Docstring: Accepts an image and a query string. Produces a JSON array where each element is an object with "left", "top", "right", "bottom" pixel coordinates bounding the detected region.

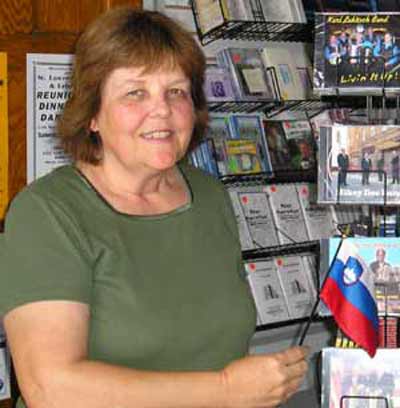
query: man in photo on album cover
[{"left": 337, "top": 148, "right": 349, "bottom": 186}]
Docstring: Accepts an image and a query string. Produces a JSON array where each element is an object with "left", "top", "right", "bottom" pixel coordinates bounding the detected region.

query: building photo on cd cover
[
  {"left": 318, "top": 125, "right": 400, "bottom": 205},
  {"left": 314, "top": 13, "right": 400, "bottom": 94}
]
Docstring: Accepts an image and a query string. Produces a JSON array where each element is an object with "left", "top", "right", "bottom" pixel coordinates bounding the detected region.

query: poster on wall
[
  {"left": 0, "top": 52, "right": 8, "bottom": 221},
  {"left": 26, "top": 53, "right": 74, "bottom": 183}
]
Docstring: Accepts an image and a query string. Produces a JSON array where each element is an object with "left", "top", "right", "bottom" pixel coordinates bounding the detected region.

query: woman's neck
[{"left": 76, "top": 160, "right": 179, "bottom": 199}]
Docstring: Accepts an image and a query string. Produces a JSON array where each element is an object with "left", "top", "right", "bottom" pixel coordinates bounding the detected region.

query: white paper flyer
[{"left": 26, "top": 53, "right": 74, "bottom": 183}]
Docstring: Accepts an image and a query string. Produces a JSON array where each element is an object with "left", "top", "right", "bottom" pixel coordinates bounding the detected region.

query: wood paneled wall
[
  {"left": 1, "top": 0, "right": 141, "bottom": 214},
  {"left": 0, "top": 2, "right": 142, "bottom": 406}
]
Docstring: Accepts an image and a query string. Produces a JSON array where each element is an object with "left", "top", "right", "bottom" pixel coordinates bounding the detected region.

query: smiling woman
[
  {"left": 58, "top": 8, "right": 208, "bottom": 166},
  {"left": 0, "top": 7, "right": 309, "bottom": 408},
  {"left": 87, "top": 66, "right": 195, "bottom": 180}
]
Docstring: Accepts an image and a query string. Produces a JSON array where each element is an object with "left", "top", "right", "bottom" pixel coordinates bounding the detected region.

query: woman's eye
[
  {"left": 168, "top": 88, "right": 188, "bottom": 98},
  {"left": 127, "top": 89, "right": 146, "bottom": 99}
]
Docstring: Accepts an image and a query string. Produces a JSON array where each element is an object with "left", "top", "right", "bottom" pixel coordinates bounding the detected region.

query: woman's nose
[{"left": 150, "top": 94, "right": 172, "bottom": 117}]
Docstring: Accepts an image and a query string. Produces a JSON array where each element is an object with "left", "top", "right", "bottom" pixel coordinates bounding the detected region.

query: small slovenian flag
[{"left": 320, "top": 239, "right": 379, "bottom": 357}]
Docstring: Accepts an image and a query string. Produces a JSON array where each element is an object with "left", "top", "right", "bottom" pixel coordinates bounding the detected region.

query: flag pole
[{"left": 298, "top": 234, "right": 347, "bottom": 346}]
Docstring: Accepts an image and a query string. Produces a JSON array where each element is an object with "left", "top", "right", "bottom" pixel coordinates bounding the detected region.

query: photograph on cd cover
[
  {"left": 262, "top": 121, "right": 292, "bottom": 173},
  {"left": 321, "top": 348, "right": 400, "bottom": 408},
  {"left": 263, "top": 120, "right": 316, "bottom": 173},
  {"left": 224, "top": 139, "right": 262, "bottom": 174},
  {"left": 281, "top": 120, "right": 316, "bottom": 170},
  {"left": 314, "top": 13, "right": 400, "bottom": 94},
  {"left": 318, "top": 125, "right": 400, "bottom": 205},
  {"left": 320, "top": 237, "right": 400, "bottom": 316}
]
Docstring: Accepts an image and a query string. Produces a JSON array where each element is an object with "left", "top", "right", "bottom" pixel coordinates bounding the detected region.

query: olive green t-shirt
[{"left": 1, "top": 163, "right": 256, "bottom": 377}]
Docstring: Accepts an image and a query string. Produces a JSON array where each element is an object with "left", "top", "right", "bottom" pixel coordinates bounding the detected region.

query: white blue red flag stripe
[{"left": 320, "top": 239, "right": 379, "bottom": 357}]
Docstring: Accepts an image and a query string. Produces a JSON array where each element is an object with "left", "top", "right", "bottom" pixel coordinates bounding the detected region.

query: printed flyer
[{"left": 26, "top": 53, "right": 73, "bottom": 183}]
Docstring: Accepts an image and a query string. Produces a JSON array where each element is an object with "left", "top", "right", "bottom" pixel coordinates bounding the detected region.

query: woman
[{"left": 0, "top": 8, "right": 308, "bottom": 408}]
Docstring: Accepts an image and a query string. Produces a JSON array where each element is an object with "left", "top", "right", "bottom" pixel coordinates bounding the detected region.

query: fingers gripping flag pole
[{"left": 320, "top": 239, "right": 379, "bottom": 357}]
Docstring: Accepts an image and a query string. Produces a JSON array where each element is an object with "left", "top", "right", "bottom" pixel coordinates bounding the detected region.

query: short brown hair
[{"left": 58, "top": 7, "right": 208, "bottom": 164}]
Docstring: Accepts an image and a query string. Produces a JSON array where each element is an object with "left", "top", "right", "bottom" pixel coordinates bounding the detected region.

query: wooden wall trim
[{"left": 33, "top": 0, "right": 143, "bottom": 33}]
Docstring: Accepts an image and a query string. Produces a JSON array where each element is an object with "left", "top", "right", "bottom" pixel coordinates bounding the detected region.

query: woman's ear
[{"left": 89, "top": 117, "right": 99, "bottom": 132}]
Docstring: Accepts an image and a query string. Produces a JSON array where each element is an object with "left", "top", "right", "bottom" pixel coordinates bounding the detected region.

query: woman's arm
[{"left": 4, "top": 301, "right": 308, "bottom": 408}]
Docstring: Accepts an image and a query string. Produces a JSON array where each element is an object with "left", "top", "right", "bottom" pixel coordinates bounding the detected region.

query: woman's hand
[{"left": 220, "top": 346, "right": 309, "bottom": 408}]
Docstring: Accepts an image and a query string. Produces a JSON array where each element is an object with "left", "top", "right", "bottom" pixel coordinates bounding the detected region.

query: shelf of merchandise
[
  {"left": 190, "top": 0, "right": 314, "bottom": 46},
  {"left": 242, "top": 240, "right": 333, "bottom": 331},
  {"left": 220, "top": 172, "right": 324, "bottom": 317},
  {"left": 189, "top": 1, "right": 337, "bottom": 334}
]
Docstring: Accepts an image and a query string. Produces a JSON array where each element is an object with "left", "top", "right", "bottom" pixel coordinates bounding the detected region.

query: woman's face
[{"left": 90, "top": 65, "right": 195, "bottom": 173}]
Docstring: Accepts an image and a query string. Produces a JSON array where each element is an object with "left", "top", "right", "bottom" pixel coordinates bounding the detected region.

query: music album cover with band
[{"left": 314, "top": 13, "right": 400, "bottom": 95}]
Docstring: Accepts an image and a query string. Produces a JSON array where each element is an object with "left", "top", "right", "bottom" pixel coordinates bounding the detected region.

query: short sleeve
[{"left": 0, "top": 189, "right": 93, "bottom": 316}]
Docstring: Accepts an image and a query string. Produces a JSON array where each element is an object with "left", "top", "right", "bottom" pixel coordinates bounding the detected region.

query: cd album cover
[
  {"left": 320, "top": 237, "right": 400, "bottom": 316},
  {"left": 321, "top": 348, "right": 400, "bottom": 408},
  {"left": 245, "top": 259, "right": 290, "bottom": 325},
  {"left": 204, "top": 66, "right": 236, "bottom": 102},
  {"left": 225, "top": 139, "right": 262, "bottom": 174},
  {"left": 216, "top": 47, "right": 275, "bottom": 101},
  {"left": 229, "top": 114, "right": 272, "bottom": 173},
  {"left": 235, "top": 186, "right": 279, "bottom": 249},
  {"left": 318, "top": 125, "right": 400, "bottom": 205},
  {"left": 264, "top": 183, "right": 309, "bottom": 245},
  {"left": 314, "top": 13, "right": 400, "bottom": 94},
  {"left": 263, "top": 120, "right": 316, "bottom": 173}
]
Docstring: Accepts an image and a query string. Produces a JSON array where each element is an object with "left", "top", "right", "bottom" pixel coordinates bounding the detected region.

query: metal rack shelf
[
  {"left": 208, "top": 99, "right": 329, "bottom": 118},
  {"left": 207, "top": 97, "right": 366, "bottom": 119},
  {"left": 242, "top": 240, "right": 319, "bottom": 262},
  {"left": 265, "top": 99, "right": 331, "bottom": 119},
  {"left": 255, "top": 314, "right": 332, "bottom": 332},
  {"left": 196, "top": 20, "right": 314, "bottom": 46},
  {"left": 207, "top": 99, "right": 279, "bottom": 114},
  {"left": 244, "top": 241, "right": 327, "bottom": 332},
  {"left": 220, "top": 168, "right": 317, "bottom": 186}
]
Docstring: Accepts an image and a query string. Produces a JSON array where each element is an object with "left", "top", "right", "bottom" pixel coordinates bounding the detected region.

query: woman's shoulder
[{"left": 8, "top": 165, "right": 83, "bottom": 215}]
